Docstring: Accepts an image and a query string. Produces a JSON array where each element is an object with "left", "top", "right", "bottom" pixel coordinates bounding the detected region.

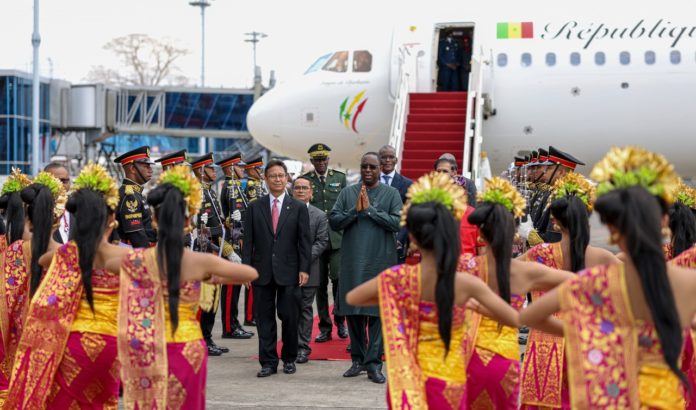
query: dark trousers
[
  {"left": 317, "top": 248, "right": 344, "bottom": 332},
  {"left": 200, "top": 309, "right": 216, "bottom": 342},
  {"left": 298, "top": 287, "right": 317, "bottom": 354},
  {"left": 347, "top": 315, "right": 383, "bottom": 371},
  {"left": 254, "top": 281, "right": 301, "bottom": 368},
  {"left": 220, "top": 284, "right": 254, "bottom": 333}
]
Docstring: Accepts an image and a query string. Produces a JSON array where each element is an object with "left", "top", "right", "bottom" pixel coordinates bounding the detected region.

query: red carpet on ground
[{"left": 252, "top": 305, "right": 352, "bottom": 361}]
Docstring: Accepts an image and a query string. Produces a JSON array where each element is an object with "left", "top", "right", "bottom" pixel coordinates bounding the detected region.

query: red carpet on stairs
[
  {"left": 254, "top": 305, "right": 351, "bottom": 361},
  {"left": 400, "top": 92, "right": 468, "bottom": 181}
]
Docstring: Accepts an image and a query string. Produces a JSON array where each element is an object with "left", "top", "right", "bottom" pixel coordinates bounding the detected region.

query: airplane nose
[{"left": 247, "top": 88, "right": 282, "bottom": 147}]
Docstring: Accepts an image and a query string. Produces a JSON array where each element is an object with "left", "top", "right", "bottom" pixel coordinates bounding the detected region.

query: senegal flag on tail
[{"left": 497, "top": 22, "right": 534, "bottom": 39}]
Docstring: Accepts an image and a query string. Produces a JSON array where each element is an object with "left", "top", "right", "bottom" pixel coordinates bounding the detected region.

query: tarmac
[
  {"left": 205, "top": 316, "right": 386, "bottom": 410},
  {"left": 204, "top": 212, "right": 612, "bottom": 409}
]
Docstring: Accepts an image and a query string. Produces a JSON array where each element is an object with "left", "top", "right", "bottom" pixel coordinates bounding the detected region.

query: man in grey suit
[{"left": 292, "top": 176, "right": 330, "bottom": 364}]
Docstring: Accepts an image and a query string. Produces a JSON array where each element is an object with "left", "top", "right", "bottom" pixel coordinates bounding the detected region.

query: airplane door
[{"left": 433, "top": 24, "right": 474, "bottom": 92}]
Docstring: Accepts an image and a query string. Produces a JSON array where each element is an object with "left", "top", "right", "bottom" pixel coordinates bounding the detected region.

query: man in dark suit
[
  {"left": 291, "top": 176, "right": 329, "bottom": 364},
  {"left": 242, "top": 159, "right": 311, "bottom": 377},
  {"left": 379, "top": 145, "right": 412, "bottom": 263},
  {"left": 44, "top": 162, "right": 72, "bottom": 244}
]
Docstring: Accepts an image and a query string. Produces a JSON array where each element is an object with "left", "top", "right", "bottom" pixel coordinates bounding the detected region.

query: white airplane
[{"left": 246, "top": 3, "right": 696, "bottom": 178}]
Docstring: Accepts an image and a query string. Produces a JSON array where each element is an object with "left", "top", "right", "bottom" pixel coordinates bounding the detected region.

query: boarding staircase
[{"left": 389, "top": 50, "right": 486, "bottom": 183}]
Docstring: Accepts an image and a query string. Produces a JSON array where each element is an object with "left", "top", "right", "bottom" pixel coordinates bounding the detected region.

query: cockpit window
[
  {"left": 305, "top": 53, "right": 332, "bottom": 74},
  {"left": 353, "top": 50, "right": 372, "bottom": 72},
  {"left": 322, "top": 51, "right": 349, "bottom": 72}
]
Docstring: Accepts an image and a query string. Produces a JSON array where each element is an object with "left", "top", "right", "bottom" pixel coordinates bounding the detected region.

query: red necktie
[{"left": 272, "top": 198, "right": 280, "bottom": 233}]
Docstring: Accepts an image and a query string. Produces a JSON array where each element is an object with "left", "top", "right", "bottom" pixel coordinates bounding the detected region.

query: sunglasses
[{"left": 360, "top": 164, "right": 378, "bottom": 170}]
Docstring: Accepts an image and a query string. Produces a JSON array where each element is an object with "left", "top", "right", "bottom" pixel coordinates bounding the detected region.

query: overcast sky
[{"left": 2, "top": 0, "right": 405, "bottom": 88}]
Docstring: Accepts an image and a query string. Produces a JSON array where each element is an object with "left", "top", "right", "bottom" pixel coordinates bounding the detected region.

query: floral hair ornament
[
  {"left": 73, "top": 163, "right": 120, "bottom": 211},
  {"left": 1, "top": 167, "right": 32, "bottom": 195},
  {"left": 158, "top": 165, "right": 202, "bottom": 218},
  {"left": 32, "top": 171, "right": 68, "bottom": 220},
  {"left": 675, "top": 180, "right": 696, "bottom": 209},
  {"left": 552, "top": 172, "right": 596, "bottom": 212},
  {"left": 478, "top": 177, "right": 526, "bottom": 219},
  {"left": 590, "top": 146, "right": 679, "bottom": 204},
  {"left": 400, "top": 172, "right": 468, "bottom": 227}
]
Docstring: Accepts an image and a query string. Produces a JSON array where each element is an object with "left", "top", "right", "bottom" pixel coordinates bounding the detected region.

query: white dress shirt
[
  {"left": 380, "top": 170, "right": 396, "bottom": 186},
  {"left": 269, "top": 192, "right": 286, "bottom": 217}
]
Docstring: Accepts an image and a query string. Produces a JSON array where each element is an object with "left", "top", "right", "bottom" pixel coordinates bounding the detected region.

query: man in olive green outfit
[{"left": 301, "top": 143, "right": 348, "bottom": 342}]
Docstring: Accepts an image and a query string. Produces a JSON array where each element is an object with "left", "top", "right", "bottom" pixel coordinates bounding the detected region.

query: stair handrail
[
  {"left": 462, "top": 54, "right": 485, "bottom": 182},
  {"left": 388, "top": 49, "right": 411, "bottom": 173}
]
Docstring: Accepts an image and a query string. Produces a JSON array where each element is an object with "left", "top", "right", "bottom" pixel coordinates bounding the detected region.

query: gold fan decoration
[
  {"left": 73, "top": 163, "right": 120, "bottom": 211},
  {"left": 675, "top": 181, "right": 696, "bottom": 209},
  {"left": 1, "top": 167, "right": 32, "bottom": 195},
  {"left": 552, "top": 172, "right": 596, "bottom": 212},
  {"left": 400, "top": 172, "right": 468, "bottom": 227},
  {"left": 158, "top": 165, "right": 202, "bottom": 218},
  {"left": 590, "top": 146, "right": 679, "bottom": 204},
  {"left": 478, "top": 177, "right": 526, "bottom": 219}
]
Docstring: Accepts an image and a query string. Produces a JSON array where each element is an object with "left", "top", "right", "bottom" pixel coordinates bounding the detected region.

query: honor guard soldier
[
  {"left": 301, "top": 143, "right": 348, "bottom": 343},
  {"left": 113, "top": 146, "right": 157, "bottom": 248},
  {"left": 190, "top": 152, "right": 230, "bottom": 356},
  {"left": 155, "top": 149, "right": 188, "bottom": 170},
  {"left": 217, "top": 153, "right": 254, "bottom": 339},
  {"left": 237, "top": 155, "right": 267, "bottom": 326}
]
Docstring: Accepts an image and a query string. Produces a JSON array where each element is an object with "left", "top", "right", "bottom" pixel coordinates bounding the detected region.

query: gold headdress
[
  {"left": 1, "top": 167, "right": 32, "bottom": 195},
  {"left": 73, "top": 163, "right": 120, "bottom": 210},
  {"left": 590, "top": 146, "right": 679, "bottom": 204},
  {"left": 675, "top": 181, "right": 696, "bottom": 209},
  {"left": 158, "top": 165, "right": 202, "bottom": 218},
  {"left": 32, "top": 171, "right": 67, "bottom": 219},
  {"left": 552, "top": 172, "right": 596, "bottom": 212},
  {"left": 477, "top": 177, "right": 526, "bottom": 219},
  {"left": 400, "top": 172, "right": 468, "bottom": 227}
]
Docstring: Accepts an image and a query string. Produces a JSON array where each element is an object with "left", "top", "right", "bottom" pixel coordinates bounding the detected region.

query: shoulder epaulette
[{"left": 124, "top": 185, "right": 135, "bottom": 195}]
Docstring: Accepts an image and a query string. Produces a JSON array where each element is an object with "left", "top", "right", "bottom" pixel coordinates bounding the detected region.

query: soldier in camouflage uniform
[
  {"left": 113, "top": 146, "right": 157, "bottom": 248},
  {"left": 301, "top": 144, "right": 348, "bottom": 342},
  {"left": 217, "top": 153, "right": 255, "bottom": 339}
]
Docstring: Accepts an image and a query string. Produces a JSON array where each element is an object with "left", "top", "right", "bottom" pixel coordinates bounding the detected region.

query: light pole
[
  {"left": 189, "top": 0, "right": 211, "bottom": 154},
  {"left": 31, "top": 0, "right": 41, "bottom": 175},
  {"left": 244, "top": 31, "right": 267, "bottom": 83}
]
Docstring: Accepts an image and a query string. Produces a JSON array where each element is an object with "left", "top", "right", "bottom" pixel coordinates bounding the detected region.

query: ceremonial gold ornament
[
  {"left": 33, "top": 171, "right": 67, "bottom": 220},
  {"left": 1, "top": 167, "right": 32, "bottom": 195},
  {"left": 73, "top": 163, "right": 120, "bottom": 211},
  {"left": 590, "top": 146, "right": 679, "bottom": 204},
  {"left": 109, "top": 220, "right": 119, "bottom": 229},
  {"left": 158, "top": 165, "right": 202, "bottom": 218},
  {"left": 401, "top": 172, "right": 468, "bottom": 227},
  {"left": 662, "top": 226, "right": 672, "bottom": 239},
  {"left": 478, "top": 177, "right": 526, "bottom": 219},
  {"left": 675, "top": 181, "right": 696, "bottom": 209},
  {"left": 552, "top": 172, "right": 596, "bottom": 212}
]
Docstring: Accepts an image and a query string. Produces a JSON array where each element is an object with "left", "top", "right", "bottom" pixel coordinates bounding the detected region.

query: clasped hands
[{"left": 355, "top": 184, "right": 370, "bottom": 212}]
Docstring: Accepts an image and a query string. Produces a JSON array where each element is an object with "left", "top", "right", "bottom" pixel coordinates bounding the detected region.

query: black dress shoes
[
  {"left": 315, "top": 331, "right": 332, "bottom": 343},
  {"left": 257, "top": 367, "right": 277, "bottom": 377},
  {"left": 337, "top": 323, "right": 349, "bottom": 339},
  {"left": 343, "top": 361, "right": 365, "bottom": 377},
  {"left": 207, "top": 340, "right": 229, "bottom": 354},
  {"left": 222, "top": 328, "right": 254, "bottom": 339},
  {"left": 296, "top": 352, "right": 309, "bottom": 364},
  {"left": 283, "top": 362, "right": 296, "bottom": 374},
  {"left": 367, "top": 369, "right": 386, "bottom": 384},
  {"left": 244, "top": 319, "right": 257, "bottom": 327},
  {"left": 206, "top": 344, "right": 222, "bottom": 356}
]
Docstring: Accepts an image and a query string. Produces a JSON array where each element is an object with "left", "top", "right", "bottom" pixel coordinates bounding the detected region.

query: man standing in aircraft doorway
[
  {"left": 301, "top": 144, "right": 348, "bottom": 343},
  {"left": 437, "top": 31, "right": 463, "bottom": 92}
]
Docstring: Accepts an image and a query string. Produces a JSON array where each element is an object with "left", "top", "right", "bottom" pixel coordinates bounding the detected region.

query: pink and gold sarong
[
  {"left": 671, "top": 245, "right": 696, "bottom": 409},
  {"left": 521, "top": 242, "right": 570, "bottom": 409},
  {"left": 0, "top": 240, "right": 30, "bottom": 403},
  {"left": 379, "top": 264, "right": 472, "bottom": 409},
  {"left": 118, "top": 248, "right": 207, "bottom": 410},
  {"left": 459, "top": 255, "right": 523, "bottom": 409},
  {"left": 560, "top": 263, "right": 685, "bottom": 409}
]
